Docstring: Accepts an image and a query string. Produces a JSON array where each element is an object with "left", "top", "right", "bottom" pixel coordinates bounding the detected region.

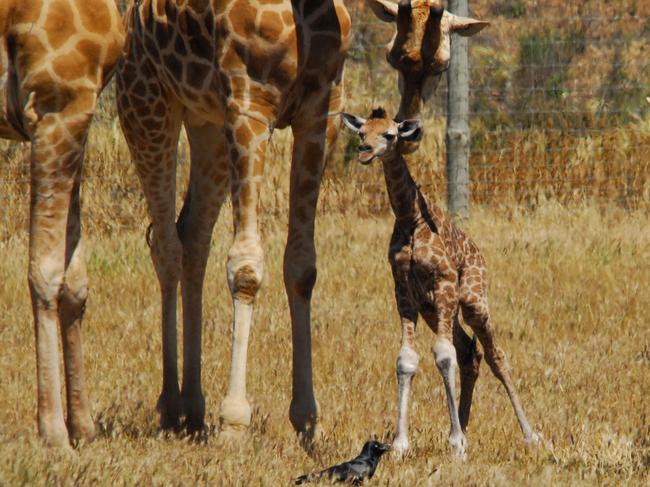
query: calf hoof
[
  {"left": 525, "top": 431, "right": 543, "bottom": 448},
  {"left": 392, "top": 435, "right": 409, "bottom": 458},
  {"left": 449, "top": 432, "right": 468, "bottom": 461}
]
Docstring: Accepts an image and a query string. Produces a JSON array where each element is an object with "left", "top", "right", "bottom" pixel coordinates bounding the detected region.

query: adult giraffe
[
  {"left": 0, "top": 0, "right": 123, "bottom": 447},
  {"left": 116, "top": 1, "right": 350, "bottom": 440}
]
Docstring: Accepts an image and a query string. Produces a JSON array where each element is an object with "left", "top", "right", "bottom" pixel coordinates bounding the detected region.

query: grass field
[
  {"left": 1, "top": 181, "right": 648, "bottom": 484},
  {"left": 0, "top": 10, "right": 649, "bottom": 479}
]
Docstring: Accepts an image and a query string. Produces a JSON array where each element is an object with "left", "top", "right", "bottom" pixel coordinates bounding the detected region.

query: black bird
[{"left": 295, "top": 440, "right": 391, "bottom": 485}]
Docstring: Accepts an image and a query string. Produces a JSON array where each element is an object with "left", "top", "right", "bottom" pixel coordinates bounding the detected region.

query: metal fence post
[{"left": 446, "top": 0, "right": 470, "bottom": 219}]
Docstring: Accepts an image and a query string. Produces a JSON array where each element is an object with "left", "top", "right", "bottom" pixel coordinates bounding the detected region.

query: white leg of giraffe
[
  {"left": 117, "top": 59, "right": 185, "bottom": 431},
  {"left": 285, "top": 88, "right": 342, "bottom": 446},
  {"left": 393, "top": 318, "right": 419, "bottom": 457},
  {"left": 178, "top": 121, "right": 229, "bottom": 432},
  {"left": 429, "top": 278, "right": 467, "bottom": 459},
  {"left": 433, "top": 337, "right": 466, "bottom": 459},
  {"left": 219, "top": 113, "right": 269, "bottom": 433},
  {"left": 27, "top": 94, "right": 95, "bottom": 447}
]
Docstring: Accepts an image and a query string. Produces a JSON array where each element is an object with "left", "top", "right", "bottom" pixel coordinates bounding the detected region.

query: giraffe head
[
  {"left": 368, "top": 0, "right": 489, "bottom": 120},
  {"left": 341, "top": 108, "right": 422, "bottom": 164}
]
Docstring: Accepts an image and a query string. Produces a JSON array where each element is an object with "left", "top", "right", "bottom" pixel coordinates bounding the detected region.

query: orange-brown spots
[
  {"left": 259, "top": 11, "right": 284, "bottom": 42},
  {"left": 232, "top": 265, "right": 260, "bottom": 304},
  {"left": 235, "top": 124, "right": 252, "bottom": 146},
  {"left": 44, "top": 0, "right": 76, "bottom": 50},
  {"left": 78, "top": 1, "right": 112, "bottom": 35}
]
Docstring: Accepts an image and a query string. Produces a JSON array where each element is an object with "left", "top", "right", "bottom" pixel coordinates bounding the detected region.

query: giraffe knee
[
  {"left": 433, "top": 339, "right": 458, "bottom": 372},
  {"left": 60, "top": 271, "right": 88, "bottom": 317},
  {"left": 28, "top": 258, "right": 65, "bottom": 311},
  {"left": 396, "top": 346, "right": 419, "bottom": 378},
  {"left": 285, "top": 265, "right": 317, "bottom": 300},
  {"left": 485, "top": 345, "right": 507, "bottom": 372},
  {"left": 149, "top": 226, "right": 183, "bottom": 283},
  {"left": 231, "top": 265, "right": 262, "bottom": 304},
  {"left": 227, "top": 240, "right": 264, "bottom": 303}
]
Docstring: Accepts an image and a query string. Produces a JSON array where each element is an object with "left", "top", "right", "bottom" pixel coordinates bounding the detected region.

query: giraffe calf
[{"left": 342, "top": 108, "right": 540, "bottom": 459}]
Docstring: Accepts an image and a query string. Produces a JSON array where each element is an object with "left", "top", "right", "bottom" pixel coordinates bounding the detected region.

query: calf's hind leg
[
  {"left": 461, "top": 296, "right": 540, "bottom": 444},
  {"left": 453, "top": 315, "right": 482, "bottom": 433}
]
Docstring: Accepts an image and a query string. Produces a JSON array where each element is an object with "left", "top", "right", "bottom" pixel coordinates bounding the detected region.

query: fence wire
[
  {"left": 346, "top": 3, "right": 650, "bottom": 209},
  {"left": 2, "top": 3, "right": 649, "bottom": 235}
]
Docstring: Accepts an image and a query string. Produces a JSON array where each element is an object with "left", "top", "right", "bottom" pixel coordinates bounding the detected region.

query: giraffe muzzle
[{"left": 358, "top": 146, "right": 376, "bottom": 164}]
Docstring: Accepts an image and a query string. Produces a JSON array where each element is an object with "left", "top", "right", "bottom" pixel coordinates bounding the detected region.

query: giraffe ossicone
[
  {"left": 0, "top": 0, "right": 124, "bottom": 447},
  {"left": 342, "top": 108, "right": 541, "bottom": 459}
]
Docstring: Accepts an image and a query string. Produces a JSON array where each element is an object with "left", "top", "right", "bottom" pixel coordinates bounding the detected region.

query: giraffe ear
[
  {"left": 367, "top": 0, "right": 399, "bottom": 23},
  {"left": 341, "top": 113, "right": 366, "bottom": 133},
  {"left": 398, "top": 119, "right": 422, "bottom": 141},
  {"left": 448, "top": 13, "right": 490, "bottom": 37}
]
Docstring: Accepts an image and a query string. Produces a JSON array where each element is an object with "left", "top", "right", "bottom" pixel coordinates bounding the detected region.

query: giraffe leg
[
  {"left": 117, "top": 60, "right": 184, "bottom": 431},
  {"left": 58, "top": 177, "right": 94, "bottom": 442},
  {"left": 393, "top": 317, "right": 419, "bottom": 457},
  {"left": 461, "top": 299, "right": 540, "bottom": 445},
  {"left": 427, "top": 279, "right": 466, "bottom": 459},
  {"left": 285, "top": 88, "right": 342, "bottom": 445},
  {"left": 177, "top": 122, "right": 229, "bottom": 433},
  {"left": 218, "top": 113, "right": 269, "bottom": 434},
  {"left": 453, "top": 312, "right": 482, "bottom": 433},
  {"left": 27, "top": 94, "right": 96, "bottom": 448},
  {"left": 388, "top": 229, "right": 419, "bottom": 457}
]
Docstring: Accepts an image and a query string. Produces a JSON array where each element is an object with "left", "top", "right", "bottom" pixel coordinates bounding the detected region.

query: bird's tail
[{"left": 294, "top": 472, "right": 320, "bottom": 484}]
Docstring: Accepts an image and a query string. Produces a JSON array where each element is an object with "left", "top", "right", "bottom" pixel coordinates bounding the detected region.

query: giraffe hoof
[
  {"left": 289, "top": 398, "right": 320, "bottom": 453},
  {"left": 392, "top": 436, "right": 409, "bottom": 458},
  {"left": 181, "top": 392, "right": 206, "bottom": 434},
  {"left": 525, "top": 431, "right": 543, "bottom": 448},
  {"left": 68, "top": 417, "right": 96, "bottom": 444},
  {"left": 157, "top": 391, "right": 182, "bottom": 432},
  {"left": 219, "top": 395, "right": 252, "bottom": 433},
  {"left": 449, "top": 433, "right": 468, "bottom": 461},
  {"left": 40, "top": 422, "right": 72, "bottom": 449},
  {"left": 217, "top": 423, "right": 248, "bottom": 443}
]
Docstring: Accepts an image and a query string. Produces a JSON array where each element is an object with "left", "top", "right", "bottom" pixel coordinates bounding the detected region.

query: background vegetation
[{"left": 0, "top": 1, "right": 648, "bottom": 485}]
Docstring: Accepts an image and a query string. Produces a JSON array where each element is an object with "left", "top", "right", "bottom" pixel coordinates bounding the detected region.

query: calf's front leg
[{"left": 389, "top": 235, "right": 419, "bottom": 457}]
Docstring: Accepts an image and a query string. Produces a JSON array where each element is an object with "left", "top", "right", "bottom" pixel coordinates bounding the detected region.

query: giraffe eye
[{"left": 383, "top": 133, "right": 396, "bottom": 141}]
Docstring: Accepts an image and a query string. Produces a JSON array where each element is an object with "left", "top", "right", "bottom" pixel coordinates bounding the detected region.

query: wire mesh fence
[
  {"left": 344, "top": 1, "right": 650, "bottom": 210},
  {"left": 2, "top": 1, "right": 649, "bottom": 239}
]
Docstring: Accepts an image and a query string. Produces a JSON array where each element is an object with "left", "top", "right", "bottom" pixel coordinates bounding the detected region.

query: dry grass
[
  {"left": 1, "top": 112, "right": 649, "bottom": 484},
  {"left": 0, "top": 12, "right": 649, "bottom": 481}
]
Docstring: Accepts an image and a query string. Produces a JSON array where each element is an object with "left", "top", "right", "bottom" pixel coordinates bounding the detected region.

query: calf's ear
[{"left": 341, "top": 113, "right": 366, "bottom": 133}]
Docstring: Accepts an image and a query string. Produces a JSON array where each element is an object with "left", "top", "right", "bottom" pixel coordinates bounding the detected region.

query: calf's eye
[{"left": 383, "top": 133, "right": 396, "bottom": 141}]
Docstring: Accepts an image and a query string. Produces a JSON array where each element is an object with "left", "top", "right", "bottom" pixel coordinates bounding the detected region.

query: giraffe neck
[{"left": 380, "top": 150, "right": 422, "bottom": 231}]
